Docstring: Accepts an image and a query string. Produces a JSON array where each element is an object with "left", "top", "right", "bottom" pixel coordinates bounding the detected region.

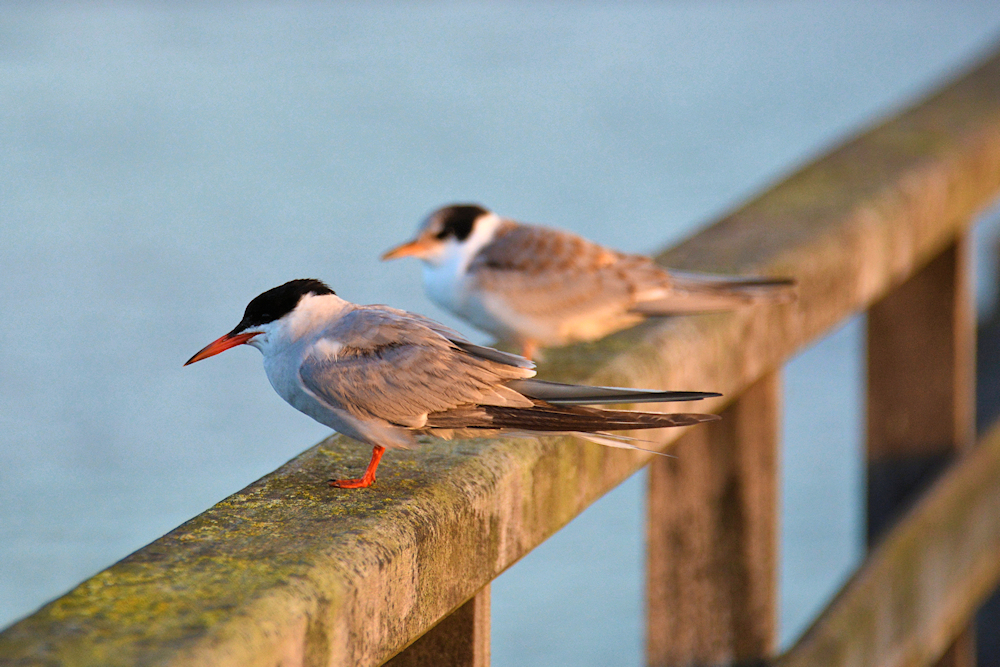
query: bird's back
[{"left": 465, "top": 222, "right": 673, "bottom": 345}]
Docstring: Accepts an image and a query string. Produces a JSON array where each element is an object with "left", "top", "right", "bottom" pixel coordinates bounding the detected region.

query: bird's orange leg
[
  {"left": 521, "top": 339, "right": 538, "bottom": 362},
  {"left": 329, "top": 445, "right": 386, "bottom": 489}
]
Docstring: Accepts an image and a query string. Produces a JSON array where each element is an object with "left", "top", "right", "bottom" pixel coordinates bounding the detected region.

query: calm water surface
[{"left": 3, "top": 3, "right": 1000, "bottom": 663}]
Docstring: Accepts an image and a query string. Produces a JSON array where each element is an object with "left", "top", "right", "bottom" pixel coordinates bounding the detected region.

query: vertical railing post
[
  {"left": 867, "top": 234, "right": 975, "bottom": 666},
  {"left": 384, "top": 586, "right": 490, "bottom": 667},
  {"left": 646, "top": 371, "right": 780, "bottom": 666}
]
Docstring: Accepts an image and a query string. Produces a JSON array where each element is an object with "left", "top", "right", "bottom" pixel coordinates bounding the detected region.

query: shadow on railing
[{"left": 4, "top": 43, "right": 1000, "bottom": 667}]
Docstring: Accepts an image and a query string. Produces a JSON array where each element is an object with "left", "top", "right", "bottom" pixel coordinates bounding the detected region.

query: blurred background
[{"left": 2, "top": 3, "right": 1000, "bottom": 665}]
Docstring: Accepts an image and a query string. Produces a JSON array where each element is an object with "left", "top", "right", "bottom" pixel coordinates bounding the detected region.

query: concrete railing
[{"left": 4, "top": 43, "right": 1000, "bottom": 667}]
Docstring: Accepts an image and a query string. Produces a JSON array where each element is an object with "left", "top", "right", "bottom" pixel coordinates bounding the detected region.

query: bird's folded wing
[
  {"left": 365, "top": 305, "right": 470, "bottom": 345},
  {"left": 298, "top": 307, "right": 534, "bottom": 427},
  {"left": 377, "top": 307, "right": 535, "bottom": 370},
  {"left": 627, "top": 271, "right": 798, "bottom": 314},
  {"left": 469, "top": 223, "right": 672, "bottom": 317}
]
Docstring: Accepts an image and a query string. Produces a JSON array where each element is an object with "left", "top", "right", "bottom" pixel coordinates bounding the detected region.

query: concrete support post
[
  {"left": 646, "top": 372, "right": 780, "bottom": 666},
  {"left": 867, "top": 235, "right": 976, "bottom": 667},
  {"left": 384, "top": 586, "right": 490, "bottom": 667}
]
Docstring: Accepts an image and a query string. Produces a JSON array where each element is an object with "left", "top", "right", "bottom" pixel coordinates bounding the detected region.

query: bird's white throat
[{"left": 422, "top": 213, "right": 502, "bottom": 311}]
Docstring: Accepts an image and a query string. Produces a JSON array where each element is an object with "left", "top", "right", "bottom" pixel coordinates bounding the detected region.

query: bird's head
[
  {"left": 381, "top": 203, "right": 500, "bottom": 267},
  {"left": 185, "top": 278, "right": 336, "bottom": 365}
]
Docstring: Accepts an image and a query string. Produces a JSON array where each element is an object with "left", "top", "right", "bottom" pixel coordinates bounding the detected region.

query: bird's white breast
[{"left": 422, "top": 251, "right": 473, "bottom": 314}]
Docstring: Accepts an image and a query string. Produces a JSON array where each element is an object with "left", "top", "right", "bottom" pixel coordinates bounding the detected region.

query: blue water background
[{"left": 3, "top": 3, "right": 1000, "bottom": 663}]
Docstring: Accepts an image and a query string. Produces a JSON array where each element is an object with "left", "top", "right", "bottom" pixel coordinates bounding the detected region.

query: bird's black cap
[
  {"left": 231, "top": 279, "right": 335, "bottom": 333},
  {"left": 432, "top": 204, "right": 489, "bottom": 242}
]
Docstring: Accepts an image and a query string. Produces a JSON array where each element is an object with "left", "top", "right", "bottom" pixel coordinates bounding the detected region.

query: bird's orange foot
[
  {"left": 328, "top": 474, "right": 376, "bottom": 489},
  {"left": 328, "top": 445, "right": 385, "bottom": 489}
]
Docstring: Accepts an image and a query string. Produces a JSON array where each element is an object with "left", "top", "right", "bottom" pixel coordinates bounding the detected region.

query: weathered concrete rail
[{"left": 3, "top": 44, "right": 1000, "bottom": 667}]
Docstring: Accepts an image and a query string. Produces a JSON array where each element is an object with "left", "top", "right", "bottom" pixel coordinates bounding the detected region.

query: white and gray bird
[
  {"left": 185, "top": 279, "right": 719, "bottom": 488},
  {"left": 383, "top": 204, "right": 796, "bottom": 360}
]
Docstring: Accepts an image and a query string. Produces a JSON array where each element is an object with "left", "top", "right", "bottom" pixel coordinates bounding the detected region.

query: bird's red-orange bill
[{"left": 185, "top": 332, "right": 260, "bottom": 366}]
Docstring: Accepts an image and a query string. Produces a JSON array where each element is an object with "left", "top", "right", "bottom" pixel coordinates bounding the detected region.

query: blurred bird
[
  {"left": 185, "top": 279, "right": 720, "bottom": 488},
  {"left": 383, "top": 204, "right": 796, "bottom": 359}
]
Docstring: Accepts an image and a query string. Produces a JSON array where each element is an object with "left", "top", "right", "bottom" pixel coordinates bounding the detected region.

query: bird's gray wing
[
  {"left": 298, "top": 307, "right": 535, "bottom": 428},
  {"left": 375, "top": 306, "right": 534, "bottom": 370},
  {"left": 469, "top": 223, "right": 672, "bottom": 319}
]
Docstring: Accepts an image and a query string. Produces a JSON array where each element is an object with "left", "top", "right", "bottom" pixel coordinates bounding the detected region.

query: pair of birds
[{"left": 186, "top": 205, "right": 794, "bottom": 488}]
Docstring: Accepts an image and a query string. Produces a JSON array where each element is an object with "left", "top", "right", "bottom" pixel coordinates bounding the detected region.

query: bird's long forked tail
[
  {"left": 475, "top": 402, "right": 719, "bottom": 433},
  {"left": 468, "top": 402, "right": 719, "bottom": 455},
  {"left": 489, "top": 381, "right": 720, "bottom": 452},
  {"left": 631, "top": 271, "right": 797, "bottom": 315},
  {"left": 506, "top": 379, "right": 720, "bottom": 405}
]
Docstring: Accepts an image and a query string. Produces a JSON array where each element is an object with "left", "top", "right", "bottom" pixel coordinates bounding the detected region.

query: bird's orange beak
[
  {"left": 381, "top": 237, "right": 435, "bottom": 260},
  {"left": 184, "top": 332, "right": 261, "bottom": 366}
]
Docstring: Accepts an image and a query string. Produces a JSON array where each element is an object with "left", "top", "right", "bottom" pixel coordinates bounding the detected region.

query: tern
[
  {"left": 383, "top": 204, "right": 795, "bottom": 359},
  {"left": 185, "top": 279, "right": 720, "bottom": 489}
]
